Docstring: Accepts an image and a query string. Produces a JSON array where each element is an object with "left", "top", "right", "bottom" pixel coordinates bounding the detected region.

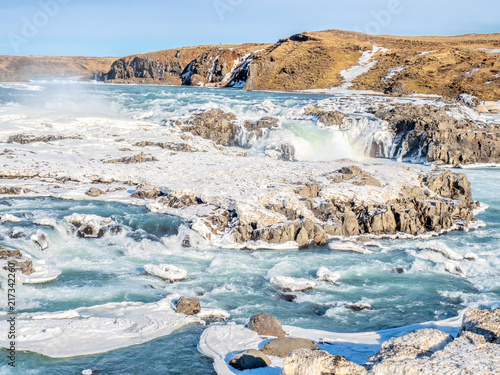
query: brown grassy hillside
[
  {"left": 0, "top": 56, "right": 116, "bottom": 82},
  {"left": 246, "top": 30, "right": 500, "bottom": 100}
]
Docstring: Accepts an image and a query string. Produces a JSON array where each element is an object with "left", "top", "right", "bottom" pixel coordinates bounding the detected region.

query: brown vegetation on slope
[
  {"left": 246, "top": 30, "right": 500, "bottom": 100},
  {"left": 0, "top": 56, "right": 116, "bottom": 82}
]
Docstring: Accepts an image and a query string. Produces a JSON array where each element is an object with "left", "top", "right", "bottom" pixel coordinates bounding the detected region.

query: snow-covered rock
[
  {"left": 316, "top": 267, "right": 341, "bottom": 284},
  {"left": 0, "top": 296, "right": 202, "bottom": 358},
  {"left": 271, "top": 276, "right": 315, "bottom": 292},
  {"left": 282, "top": 348, "right": 367, "bottom": 375},
  {"left": 144, "top": 264, "right": 187, "bottom": 282},
  {"left": 329, "top": 241, "right": 373, "bottom": 254}
]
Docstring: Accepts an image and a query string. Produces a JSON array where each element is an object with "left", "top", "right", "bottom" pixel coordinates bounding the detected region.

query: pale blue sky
[{"left": 1, "top": 0, "right": 499, "bottom": 57}]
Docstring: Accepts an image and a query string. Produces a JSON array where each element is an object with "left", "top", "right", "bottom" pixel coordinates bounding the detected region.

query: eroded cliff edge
[{"left": 99, "top": 30, "right": 500, "bottom": 101}]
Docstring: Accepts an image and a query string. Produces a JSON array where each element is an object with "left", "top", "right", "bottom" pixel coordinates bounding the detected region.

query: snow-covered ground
[{"left": 198, "top": 314, "right": 465, "bottom": 375}]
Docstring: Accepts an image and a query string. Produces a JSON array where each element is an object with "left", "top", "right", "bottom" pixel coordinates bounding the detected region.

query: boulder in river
[
  {"left": 175, "top": 297, "right": 201, "bottom": 315},
  {"left": 261, "top": 337, "right": 318, "bottom": 358},
  {"left": 247, "top": 313, "right": 286, "bottom": 337},
  {"left": 229, "top": 349, "right": 271, "bottom": 371}
]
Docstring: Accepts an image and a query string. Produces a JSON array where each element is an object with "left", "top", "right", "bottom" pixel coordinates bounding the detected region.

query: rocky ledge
[
  {"left": 218, "top": 308, "right": 500, "bottom": 374},
  {"left": 366, "top": 308, "right": 500, "bottom": 375},
  {"left": 373, "top": 103, "right": 500, "bottom": 165},
  {"left": 0, "top": 102, "right": 483, "bottom": 249},
  {"left": 156, "top": 165, "right": 477, "bottom": 248}
]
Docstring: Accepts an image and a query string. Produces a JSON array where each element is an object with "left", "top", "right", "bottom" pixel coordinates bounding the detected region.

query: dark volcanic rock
[
  {"left": 229, "top": 349, "right": 271, "bottom": 371},
  {"left": 375, "top": 103, "right": 500, "bottom": 165}
]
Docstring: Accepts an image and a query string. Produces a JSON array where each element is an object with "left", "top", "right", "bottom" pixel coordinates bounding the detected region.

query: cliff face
[
  {"left": 103, "top": 44, "right": 270, "bottom": 86},
  {"left": 0, "top": 56, "right": 115, "bottom": 82}
]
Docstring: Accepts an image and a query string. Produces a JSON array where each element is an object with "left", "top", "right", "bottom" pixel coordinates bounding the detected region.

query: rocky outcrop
[
  {"left": 104, "top": 153, "right": 158, "bottom": 164},
  {"left": 368, "top": 308, "right": 500, "bottom": 374},
  {"left": 231, "top": 169, "right": 476, "bottom": 243},
  {"left": 0, "top": 187, "right": 22, "bottom": 195},
  {"left": 175, "top": 298, "right": 201, "bottom": 315},
  {"left": 282, "top": 348, "right": 368, "bottom": 375},
  {"left": 329, "top": 166, "right": 381, "bottom": 187},
  {"left": 304, "top": 105, "right": 349, "bottom": 126},
  {"left": 64, "top": 214, "right": 121, "bottom": 239},
  {"left": 0, "top": 246, "right": 35, "bottom": 275},
  {"left": 102, "top": 44, "right": 270, "bottom": 86},
  {"left": 238, "top": 117, "right": 280, "bottom": 148},
  {"left": 177, "top": 109, "right": 238, "bottom": 146},
  {"left": 374, "top": 103, "right": 500, "bottom": 165},
  {"left": 368, "top": 329, "right": 453, "bottom": 365},
  {"left": 175, "top": 110, "right": 282, "bottom": 151},
  {"left": 7, "top": 134, "right": 83, "bottom": 144},
  {"left": 134, "top": 140, "right": 205, "bottom": 153},
  {"left": 131, "top": 184, "right": 162, "bottom": 199},
  {"left": 154, "top": 163, "right": 477, "bottom": 247},
  {"left": 229, "top": 349, "right": 271, "bottom": 371},
  {"left": 247, "top": 314, "right": 286, "bottom": 337},
  {"left": 261, "top": 337, "right": 319, "bottom": 358}
]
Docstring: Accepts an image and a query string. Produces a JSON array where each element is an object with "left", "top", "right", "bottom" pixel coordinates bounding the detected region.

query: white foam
[
  {"left": 416, "top": 241, "right": 465, "bottom": 261},
  {"left": 0, "top": 214, "right": 21, "bottom": 223},
  {"left": 144, "top": 263, "right": 187, "bottom": 282}
]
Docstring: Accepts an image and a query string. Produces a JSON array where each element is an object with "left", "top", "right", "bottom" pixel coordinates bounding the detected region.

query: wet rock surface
[{"left": 374, "top": 103, "right": 500, "bottom": 165}]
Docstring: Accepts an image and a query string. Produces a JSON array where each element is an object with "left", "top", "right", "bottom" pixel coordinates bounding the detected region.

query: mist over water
[
  {"left": 0, "top": 81, "right": 499, "bottom": 374},
  {"left": 0, "top": 81, "right": 367, "bottom": 161}
]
